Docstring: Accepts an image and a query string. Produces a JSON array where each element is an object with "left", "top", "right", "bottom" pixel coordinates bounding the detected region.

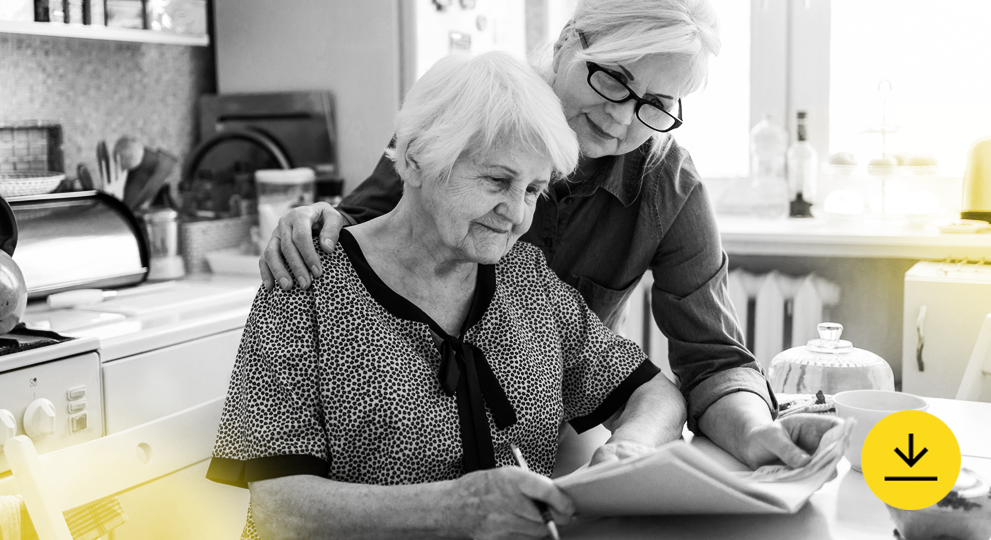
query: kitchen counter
[{"left": 718, "top": 215, "right": 991, "bottom": 260}]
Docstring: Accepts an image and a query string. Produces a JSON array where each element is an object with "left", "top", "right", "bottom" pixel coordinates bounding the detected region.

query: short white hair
[
  {"left": 532, "top": 0, "right": 721, "bottom": 167},
  {"left": 389, "top": 51, "right": 579, "bottom": 185},
  {"left": 568, "top": 0, "right": 721, "bottom": 97}
]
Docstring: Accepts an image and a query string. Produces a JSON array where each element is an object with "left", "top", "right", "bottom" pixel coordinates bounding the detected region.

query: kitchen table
[{"left": 558, "top": 397, "right": 991, "bottom": 540}]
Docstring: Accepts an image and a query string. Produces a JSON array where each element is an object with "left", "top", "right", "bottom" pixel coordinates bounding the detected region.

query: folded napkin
[{"left": 0, "top": 495, "right": 22, "bottom": 540}]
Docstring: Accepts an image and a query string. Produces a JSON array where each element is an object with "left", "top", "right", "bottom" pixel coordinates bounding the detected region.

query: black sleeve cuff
[
  {"left": 206, "top": 454, "right": 330, "bottom": 489},
  {"left": 569, "top": 360, "right": 661, "bottom": 434}
]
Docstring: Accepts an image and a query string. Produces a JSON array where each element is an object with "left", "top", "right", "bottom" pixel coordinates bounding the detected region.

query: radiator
[
  {"left": 728, "top": 269, "right": 841, "bottom": 364},
  {"left": 617, "top": 271, "right": 840, "bottom": 373}
]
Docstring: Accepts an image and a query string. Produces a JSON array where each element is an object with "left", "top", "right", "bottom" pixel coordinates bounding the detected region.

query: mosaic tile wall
[{"left": 0, "top": 32, "right": 215, "bottom": 179}]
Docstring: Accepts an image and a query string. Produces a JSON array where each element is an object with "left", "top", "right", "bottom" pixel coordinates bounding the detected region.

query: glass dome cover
[{"left": 767, "top": 322, "right": 895, "bottom": 395}]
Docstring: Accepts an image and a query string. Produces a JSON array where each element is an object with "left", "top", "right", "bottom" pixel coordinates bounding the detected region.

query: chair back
[
  {"left": 956, "top": 314, "right": 991, "bottom": 402},
  {"left": 2, "top": 397, "right": 223, "bottom": 540}
]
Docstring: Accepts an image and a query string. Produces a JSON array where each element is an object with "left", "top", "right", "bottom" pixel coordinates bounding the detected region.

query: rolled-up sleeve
[
  {"left": 649, "top": 180, "right": 776, "bottom": 432},
  {"left": 206, "top": 285, "right": 329, "bottom": 488}
]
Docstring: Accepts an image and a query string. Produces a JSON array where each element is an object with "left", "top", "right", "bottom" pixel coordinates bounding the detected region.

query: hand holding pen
[{"left": 510, "top": 444, "right": 562, "bottom": 540}]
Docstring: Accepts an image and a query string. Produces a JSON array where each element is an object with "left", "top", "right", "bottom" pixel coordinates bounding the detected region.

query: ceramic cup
[{"left": 833, "top": 389, "right": 929, "bottom": 472}]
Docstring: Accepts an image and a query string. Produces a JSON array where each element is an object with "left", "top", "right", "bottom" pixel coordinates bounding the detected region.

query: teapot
[
  {"left": 767, "top": 322, "right": 895, "bottom": 395},
  {"left": 0, "top": 248, "right": 25, "bottom": 335}
]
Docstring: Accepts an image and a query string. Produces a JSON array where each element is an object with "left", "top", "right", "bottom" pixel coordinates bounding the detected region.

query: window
[
  {"left": 675, "top": 0, "right": 751, "bottom": 180},
  {"left": 829, "top": 0, "right": 991, "bottom": 177}
]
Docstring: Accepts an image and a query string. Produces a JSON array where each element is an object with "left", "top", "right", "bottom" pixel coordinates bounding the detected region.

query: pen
[{"left": 509, "top": 443, "right": 561, "bottom": 540}]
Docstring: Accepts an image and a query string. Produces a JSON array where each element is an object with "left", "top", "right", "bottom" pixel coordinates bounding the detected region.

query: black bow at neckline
[{"left": 337, "top": 229, "right": 518, "bottom": 473}]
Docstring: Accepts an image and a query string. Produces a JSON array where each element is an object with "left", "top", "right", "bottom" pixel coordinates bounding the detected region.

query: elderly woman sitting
[{"left": 207, "top": 51, "right": 685, "bottom": 540}]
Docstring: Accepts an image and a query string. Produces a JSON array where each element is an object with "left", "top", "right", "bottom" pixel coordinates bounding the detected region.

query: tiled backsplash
[{"left": 0, "top": 32, "right": 214, "bottom": 179}]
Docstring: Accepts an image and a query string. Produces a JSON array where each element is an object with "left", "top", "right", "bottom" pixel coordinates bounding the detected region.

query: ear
[
  {"left": 551, "top": 19, "right": 575, "bottom": 75},
  {"left": 403, "top": 152, "right": 424, "bottom": 188}
]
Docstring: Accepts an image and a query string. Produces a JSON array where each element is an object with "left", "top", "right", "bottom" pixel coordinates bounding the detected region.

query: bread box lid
[{"left": 3, "top": 191, "right": 149, "bottom": 299}]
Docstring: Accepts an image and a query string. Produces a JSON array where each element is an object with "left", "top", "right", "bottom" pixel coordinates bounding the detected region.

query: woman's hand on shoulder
[
  {"left": 451, "top": 467, "right": 575, "bottom": 540},
  {"left": 740, "top": 413, "right": 844, "bottom": 469},
  {"left": 260, "top": 202, "right": 345, "bottom": 291}
]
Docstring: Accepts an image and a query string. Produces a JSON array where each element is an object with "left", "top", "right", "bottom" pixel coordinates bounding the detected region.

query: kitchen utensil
[
  {"left": 96, "top": 140, "right": 109, "bottom": 188},
  {"left": 124, "top": 149, "right": 178, "bottom": 211},
  {"left": 961, "top": 135, "right": 991, "bottom": 223},
  {"left": 766, "top": 322, "right": 895, "bottom": 395},
  {"left": 46, "top": 281, "right": 176, "bottom": 309},
  {"left": 0, "top": 172, "right": 66, "bottom": 198},
  {"left": 141, "top": 207, "right": 185, "bottom": 281},
  {"left": 76, "top": 163, "right": 95, "bottom": 191},
  {"left": 102, "top": 151, "right": 127, "bottom": 201}
]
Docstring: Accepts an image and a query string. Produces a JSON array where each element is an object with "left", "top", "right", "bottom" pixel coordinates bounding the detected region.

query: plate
[{"left": 0, "top": 171, "right": 66, "bottom": 198}]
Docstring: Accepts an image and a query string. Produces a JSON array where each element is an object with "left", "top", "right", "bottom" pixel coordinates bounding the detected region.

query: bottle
[
  {"left": 787, "top": 111, "right": 817, "bottom": 217},
  {"left": 750, "top": 115, "right": 789, "bottom": 219}
]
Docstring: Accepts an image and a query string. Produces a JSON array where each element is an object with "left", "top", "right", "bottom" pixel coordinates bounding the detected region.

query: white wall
[{"left": 213, "top": 0, "right": 403, "bottom": 189}]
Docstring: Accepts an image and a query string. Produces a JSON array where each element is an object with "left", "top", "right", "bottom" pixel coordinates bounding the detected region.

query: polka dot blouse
[{"left": 207, "top": 229, "right": 659, "bottom": 538}]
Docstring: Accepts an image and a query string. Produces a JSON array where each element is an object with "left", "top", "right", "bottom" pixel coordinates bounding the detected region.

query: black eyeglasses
[{"left": 578, "top": 32, "right": 683, "bottom": 133}]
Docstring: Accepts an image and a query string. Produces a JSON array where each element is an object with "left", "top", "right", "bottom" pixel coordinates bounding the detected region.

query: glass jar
[
  {"left": 767, "top": 322, "right": 895, "bottom": 395},
  {"left": 254, "top": 168, "right": 315, "bottom": 254}
]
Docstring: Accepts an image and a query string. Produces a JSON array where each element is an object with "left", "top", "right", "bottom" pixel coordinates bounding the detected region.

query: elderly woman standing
[
  {"left": 258, "top": 0, "right": 841, "bottom": 471},
  {"left": 208, "top": 51, "right": 684, "bottom": 540}
]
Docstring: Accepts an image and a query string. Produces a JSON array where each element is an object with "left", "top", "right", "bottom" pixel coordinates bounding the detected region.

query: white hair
[
  {"left": 533, "top": 0, "right": 721, "bottom": 166},
  {"left": 389, "top": 51, "right": 579, "bottom": 185}
]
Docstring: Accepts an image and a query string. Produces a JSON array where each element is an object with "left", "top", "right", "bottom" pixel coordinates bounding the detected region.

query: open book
[{"left": 554, "top": 421, "right": 852, "bottom": 516}]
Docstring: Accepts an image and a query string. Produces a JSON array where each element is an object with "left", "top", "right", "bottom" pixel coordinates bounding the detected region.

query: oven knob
[
  {"left": 24, "top": 399, "right": 57, "bottom": 439},
  {"left": 0, "top": 409, "right": 15, "bottom": 446}
]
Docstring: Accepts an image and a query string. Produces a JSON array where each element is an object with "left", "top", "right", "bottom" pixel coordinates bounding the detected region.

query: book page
[{"left": 554, "top": 425, "right": 849, "bottom": 516}]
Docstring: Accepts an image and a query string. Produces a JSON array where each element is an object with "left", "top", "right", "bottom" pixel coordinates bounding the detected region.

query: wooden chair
[
  {"left": 956, "top": 314, "right": 991, "bottom": 402},
  {"left": 2, "top": 397, "right": 223, "bottom": 540}
]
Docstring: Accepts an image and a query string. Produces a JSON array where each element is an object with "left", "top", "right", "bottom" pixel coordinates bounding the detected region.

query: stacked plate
[{"left": 0, "top": 172, "right": 65, "bottom": 198}]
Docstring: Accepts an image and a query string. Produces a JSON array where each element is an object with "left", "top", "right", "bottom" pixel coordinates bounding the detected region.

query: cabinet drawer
[{"left": 102, "top": 329, "right": 243, "bottom": 434}]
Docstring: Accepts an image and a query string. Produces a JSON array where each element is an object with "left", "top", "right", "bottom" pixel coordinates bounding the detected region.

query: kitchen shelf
[
  {"left": 718, "top": 215, "right": 991, "bottom": 260},
  {"left": 0, "top": 20, "right": 209, "bottom": 46}
]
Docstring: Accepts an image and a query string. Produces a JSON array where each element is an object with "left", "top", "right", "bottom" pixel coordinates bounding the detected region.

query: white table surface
[{"left": 559, "top": 397, "right": 991, "bottom": 539}]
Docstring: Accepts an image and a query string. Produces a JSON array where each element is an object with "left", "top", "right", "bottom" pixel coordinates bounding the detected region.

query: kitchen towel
[{"left": 0, "top": 495, "right": 22, "bottom": 540}]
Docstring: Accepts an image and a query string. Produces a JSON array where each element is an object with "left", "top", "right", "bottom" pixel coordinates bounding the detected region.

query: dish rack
[{"left": 0, "top": 172, "right": 66, "bottom": 198}]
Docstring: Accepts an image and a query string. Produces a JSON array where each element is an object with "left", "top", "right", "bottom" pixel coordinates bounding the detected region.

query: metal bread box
[{"left": 1, "top": 191, "right": 148, "bottom": 298}]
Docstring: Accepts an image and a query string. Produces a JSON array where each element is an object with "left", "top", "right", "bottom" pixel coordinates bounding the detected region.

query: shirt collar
[{"left": 576, "top": 144, "right": 647, "bottom": 207}]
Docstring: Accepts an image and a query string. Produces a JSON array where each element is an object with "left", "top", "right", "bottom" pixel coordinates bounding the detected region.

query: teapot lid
[{"left": 806, "top": 322, "right": 853, "bottom": 354}]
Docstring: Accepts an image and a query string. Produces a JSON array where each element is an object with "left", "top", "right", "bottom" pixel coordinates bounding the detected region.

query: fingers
[
  {"left": 780, "top": 414, "right": 845, "bottom": 454},
  {"left": 262, "top": 235, "right": 293, "bottom": 291},
  {"left": 314, "top": 203, "right": 345, "bottom": 254},
  {"left": 760, "top": 425, "right": 813, "bottom": 468},
  {"left": 259, "top": 255, "right": 275, "bottom": 291},
  {"left": 516, "top": 472, "right": 575, "bottom": 524}
]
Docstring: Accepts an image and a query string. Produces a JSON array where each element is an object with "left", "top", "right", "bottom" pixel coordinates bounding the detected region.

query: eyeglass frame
[{"left": 577, "top": 31, "right": 684, "bottom": 133}]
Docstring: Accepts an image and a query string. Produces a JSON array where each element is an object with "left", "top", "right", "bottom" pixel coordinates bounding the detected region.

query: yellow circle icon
[{"left": 861, "top": 410, "right": 961, "bottom": 510}]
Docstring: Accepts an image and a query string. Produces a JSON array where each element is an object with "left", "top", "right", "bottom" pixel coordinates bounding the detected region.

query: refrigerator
[
  {"left": 902, "top": 260, "right": 991, "bottom": 400},
  {"left": 212, "top": 0, "right": 527, "bottom": 193}
]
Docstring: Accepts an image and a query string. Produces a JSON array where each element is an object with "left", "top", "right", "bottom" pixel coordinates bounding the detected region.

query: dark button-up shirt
[{"left": 337, "top": 139, "right": 776, "bottom": 431}]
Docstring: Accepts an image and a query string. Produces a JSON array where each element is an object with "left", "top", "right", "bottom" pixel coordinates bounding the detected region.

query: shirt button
[
  {"left": 543, "top": 238, "right": 553, "bottom": 247},
  {"left": 564, "top": 198, "right": 575, "bottom": 205}
]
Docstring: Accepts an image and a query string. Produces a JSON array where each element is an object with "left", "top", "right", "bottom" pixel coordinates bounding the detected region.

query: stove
[
  {"left": 0, "top": 275, "right": 259, "bottom": 539},
  {"left": 0, "top": 327, "right": 101, "bottom": 475}
]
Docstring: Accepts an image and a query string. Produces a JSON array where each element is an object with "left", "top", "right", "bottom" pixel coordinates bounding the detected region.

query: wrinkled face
[
  {"left": 419, "top": 140, "right": 552, "bottom": 265},
  {"left": 552, "top": 47, "right": 691, "bottom": 158}
]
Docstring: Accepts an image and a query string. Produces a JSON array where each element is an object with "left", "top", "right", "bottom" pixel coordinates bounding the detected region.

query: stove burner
[{"left": 0, "top": 324, "right": 73, "bottom": 357}]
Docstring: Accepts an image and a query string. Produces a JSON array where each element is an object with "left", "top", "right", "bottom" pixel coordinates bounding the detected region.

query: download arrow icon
[{"left": 894, "top": 434, "right": 928, "bottom": 467}]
